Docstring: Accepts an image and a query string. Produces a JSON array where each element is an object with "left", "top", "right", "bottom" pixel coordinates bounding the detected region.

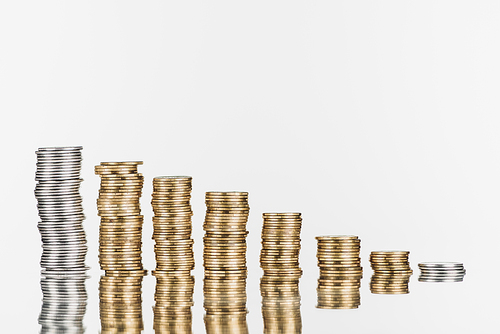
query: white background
[{"left": 1, "top": 1, "right": 499, "bottom": 332}]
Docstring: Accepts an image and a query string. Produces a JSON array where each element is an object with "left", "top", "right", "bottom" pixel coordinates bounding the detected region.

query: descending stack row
[
  {"left": 99, "top": 274, "right": 144, "bottom": 334},
  {"left": 35, "top": 146, "right": 87, "bottom": 276},
  {"left": 203, "top": 192, "right": 250, "bottom": 333},
  {"left": 151, "top": 176, "right": 195, "bottom": 333},
  {"left": 261, "top": 275, "right": 302, "bottom": 334},
  {"left": 370, "top": 251, "right": 412, "bottom": 294},
  {"left": 95, "top": 161, "right": 145, "bottom": 273},
  {"left": 316, "top": 235, "right": 362, "bottom": 309}
]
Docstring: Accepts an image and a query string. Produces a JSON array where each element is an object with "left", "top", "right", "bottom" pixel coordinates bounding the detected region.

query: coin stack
[
  {"left": 261, "top": 275, "right": 302, "bottom": 334},
  {"left": 39, "top": 276, "right": 88, "bottom": 334},
  {"left": 203, "top": 192, "right": 250, "bottom": 329},
  {"left": 99, "top": 274, "right": 144, "bottom": 334},
  {"left": 370, "top": 251, "right": 412, "bottom": 294},
  {"left": 260, "top": 213, "right": 303, "bottom": 278},
  {"left": 153, "top": 272, "right": 195, "bottom": 333},
  {"left": 35, "top": 146, "right": 88, "bottom": 276},
  {"left": 315, "top": 235, "right": 362, "bottom": 309},
  {"left": 95, "top": 161, "right": 145, "bottom": 273},
  {"left": 151, "top": 176, "right": 194, "bottom": 272},
  {"left": 418, "top": 262, "right": 466, "bottom": 282}
]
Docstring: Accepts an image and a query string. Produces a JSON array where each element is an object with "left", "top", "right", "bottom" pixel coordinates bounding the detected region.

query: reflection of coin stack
[
  {"left": 99, "top": 274, "right": 144, "bottom": 334},
  {"left": 418, "top": 262, "right": 466, "bottom": 282},
  {"left": 39, "top": 276, "right": 88, "bottom": 334},
  {"left": 153, "top": 273, "right": 194, "bottom": 333},
  {"left": 35, "top": 146, "right": 88, "bottom": 276},
  {"left": 370, "top": 251, "right": 412, "bottom": 294},
  {"left": 203, "top": 192, "right": 249, "bottom": 334},
  {"left": 95, "top": 161, "right": 145, "bottom": 272},
  {"left": 260, "top": 213, "right": 302, "bottom": 278},
  {"left": 261, "top": 276, "right": 302, "bottom": 334},
  {"left": 315, "top": 235, "right": 362, "bottom": 309},
  {"left": 151, "top": 176, "right": 195, "bottom": 333}
]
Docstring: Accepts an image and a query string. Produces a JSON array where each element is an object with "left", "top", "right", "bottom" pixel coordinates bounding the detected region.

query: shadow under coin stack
[
  {"left": 203, "top": 192, "right": 249, "bottom": 334},
  {"left": 315, "top": 235, "right": 362, "bottom": 309},
  {"left": 35, "top": 146, "right": 88, "bottom": 277},
  {"left": 260, "top": 213, "right": 302, "bottom": 334},
  {"left": 39, "top": 275, "right": 88, "bottom": 334},
  {"left": 95, "top": 161, "right": 146, "bottom": 333},
  {"left": 418, "top": 262, "right": 466, "bottom": 283},
  {"left": 370, "top": 251, "right": 412, "bottom": 294},
  {"left": 151, "top": 176, "right": 195, "bottom": 333}
]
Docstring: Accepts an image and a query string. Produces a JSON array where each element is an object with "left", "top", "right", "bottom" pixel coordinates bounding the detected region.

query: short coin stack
[
  {"left": 38, "top": 276, "right": 88, "bottom": 333},
  {"left": 151, "top": 176, "right": 194, "bottom": 272},
  {"left": 95, "top": 161, "right": 145, "bottom": 273},
  {"left": 99, "top": 274, "right": 144, "bottom": 334},
  {"left": 315, "top": 235, "right": 362, "bottom": 309},
  {"left": 418, "top": 262, "right": 466, "bottom": 282},
  {"left": 370, "top": 251, "right": 412, "bottom": 294},
  {"left": 153, "top": 272, "right": 195, "bottom": 333},
  {"left": 35, "top": 146, "right": 88, "bottom": 276},
  {"left": 203, "top": 192, "right": 250, "bottom": 326},
  {"left": 261, "top": 275, "right": 302, "bottom": 333},
  {"left": 260, "top": 213, "right": 303, "bottom": 278}
]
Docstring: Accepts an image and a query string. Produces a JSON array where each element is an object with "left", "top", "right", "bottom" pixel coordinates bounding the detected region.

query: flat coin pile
[
  {"left": 315, "top": 235, "right": 362, "bottom": 309},
  {"left": 370, "top": 251, "right": 412, "bottom": 294},
  {"left": 261, "top": 276, "right": 302, "bottom": 334},
  {"left": 99, "top": 274, "right": 144, "bottom": 334},
  {"left": 38, "top": 276, "right": 88, "bottom": 334},
  {"left": 418, "top": 262, "right": 466, "bottom": 282},
  {"left": 203, "top": 192, "right": 250, "bottom": 328},
  {"left": 35, "top": 146, "right": 88, "bottom": 276},
  {"left": 152, "top": 176, "right": 194, "bottom": 272},
  {"left": 95, "top": 161, "right": 145, "bottom": 273},
  {"left": 260, "top": 213, "right": 303, "bottom": 278}
]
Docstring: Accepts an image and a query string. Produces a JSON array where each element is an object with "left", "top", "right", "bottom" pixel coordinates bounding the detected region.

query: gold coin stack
[
  {"left": 260, "top": 213, "right": 302, "bottom": 278},
  {"left": 153, "top": 272, "right": 194, "bottom": 333},
  {"left": 99, "top": 274, "right": 144, "bottom": 334},
  {"left": 203, "top": 192, "right": 249, "bottom": 329},
  {"left": 315, "top": 235, "right": 362, "bottom": 309},
  {"left": 152, "top": 176, "right": 194, "bottom": 272},
  {"left": 95, "top": 161, "right": 145, "bottom": 272},
  {"left": 261, "top": 275, "right": 302, "bottom": 334},
  {"left": 370, "top": 251, "right": 412, "bottom": 294},
  {"left": 151, "top": 176, "right": 195, "bottom": 333}
]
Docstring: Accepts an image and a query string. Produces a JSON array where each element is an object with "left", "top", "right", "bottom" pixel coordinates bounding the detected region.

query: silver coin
[
  {"left": 418, "top": 276, "right": 464, "bottom": 283},
  {"left": 418, "top": 262, "right": 463, "bottom": 268}
]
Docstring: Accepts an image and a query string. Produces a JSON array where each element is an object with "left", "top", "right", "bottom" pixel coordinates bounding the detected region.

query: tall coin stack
[
  {"left": 370, "top": 251, "right": 412, "bottom": 294},
  {"left": 99, "top": 274, "right": 144, "bottom": 334},
  {"left": 39, "top": 276, "right": 88, "bottom": 334},
  {"left": 35, "top": 146, "right": 88, "bottom": 277},
  {"left": 315, "top": 235, "right": 362, "bottom": 309},
  {"left": 260, "top": 213, "right": 303, "bottom": 278},
  {"left": 151, "top": 176, "right": 195, "bottom": 333},
  {"left": 203, "top": 192, "right": 250, "bottom": 331},
  {"left": 95, "top": 161, "right": 145, "bottom": 273},
  {"left": 418, "top": 262, "right": 466, "bottom": 283},
  {"left": 261, "top": 275, "right": 302, "bottom": 334}
]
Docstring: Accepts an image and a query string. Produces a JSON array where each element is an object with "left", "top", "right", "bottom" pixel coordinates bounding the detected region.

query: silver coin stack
[
  {"left": 418, "top": 262, "right": 466, "bottom": 282},
  {"left": 35, "top": 146, "right": 88, "bottom": 276},
  {"left": 39, "top": 276, "right": 88, "bottom": 334}
]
